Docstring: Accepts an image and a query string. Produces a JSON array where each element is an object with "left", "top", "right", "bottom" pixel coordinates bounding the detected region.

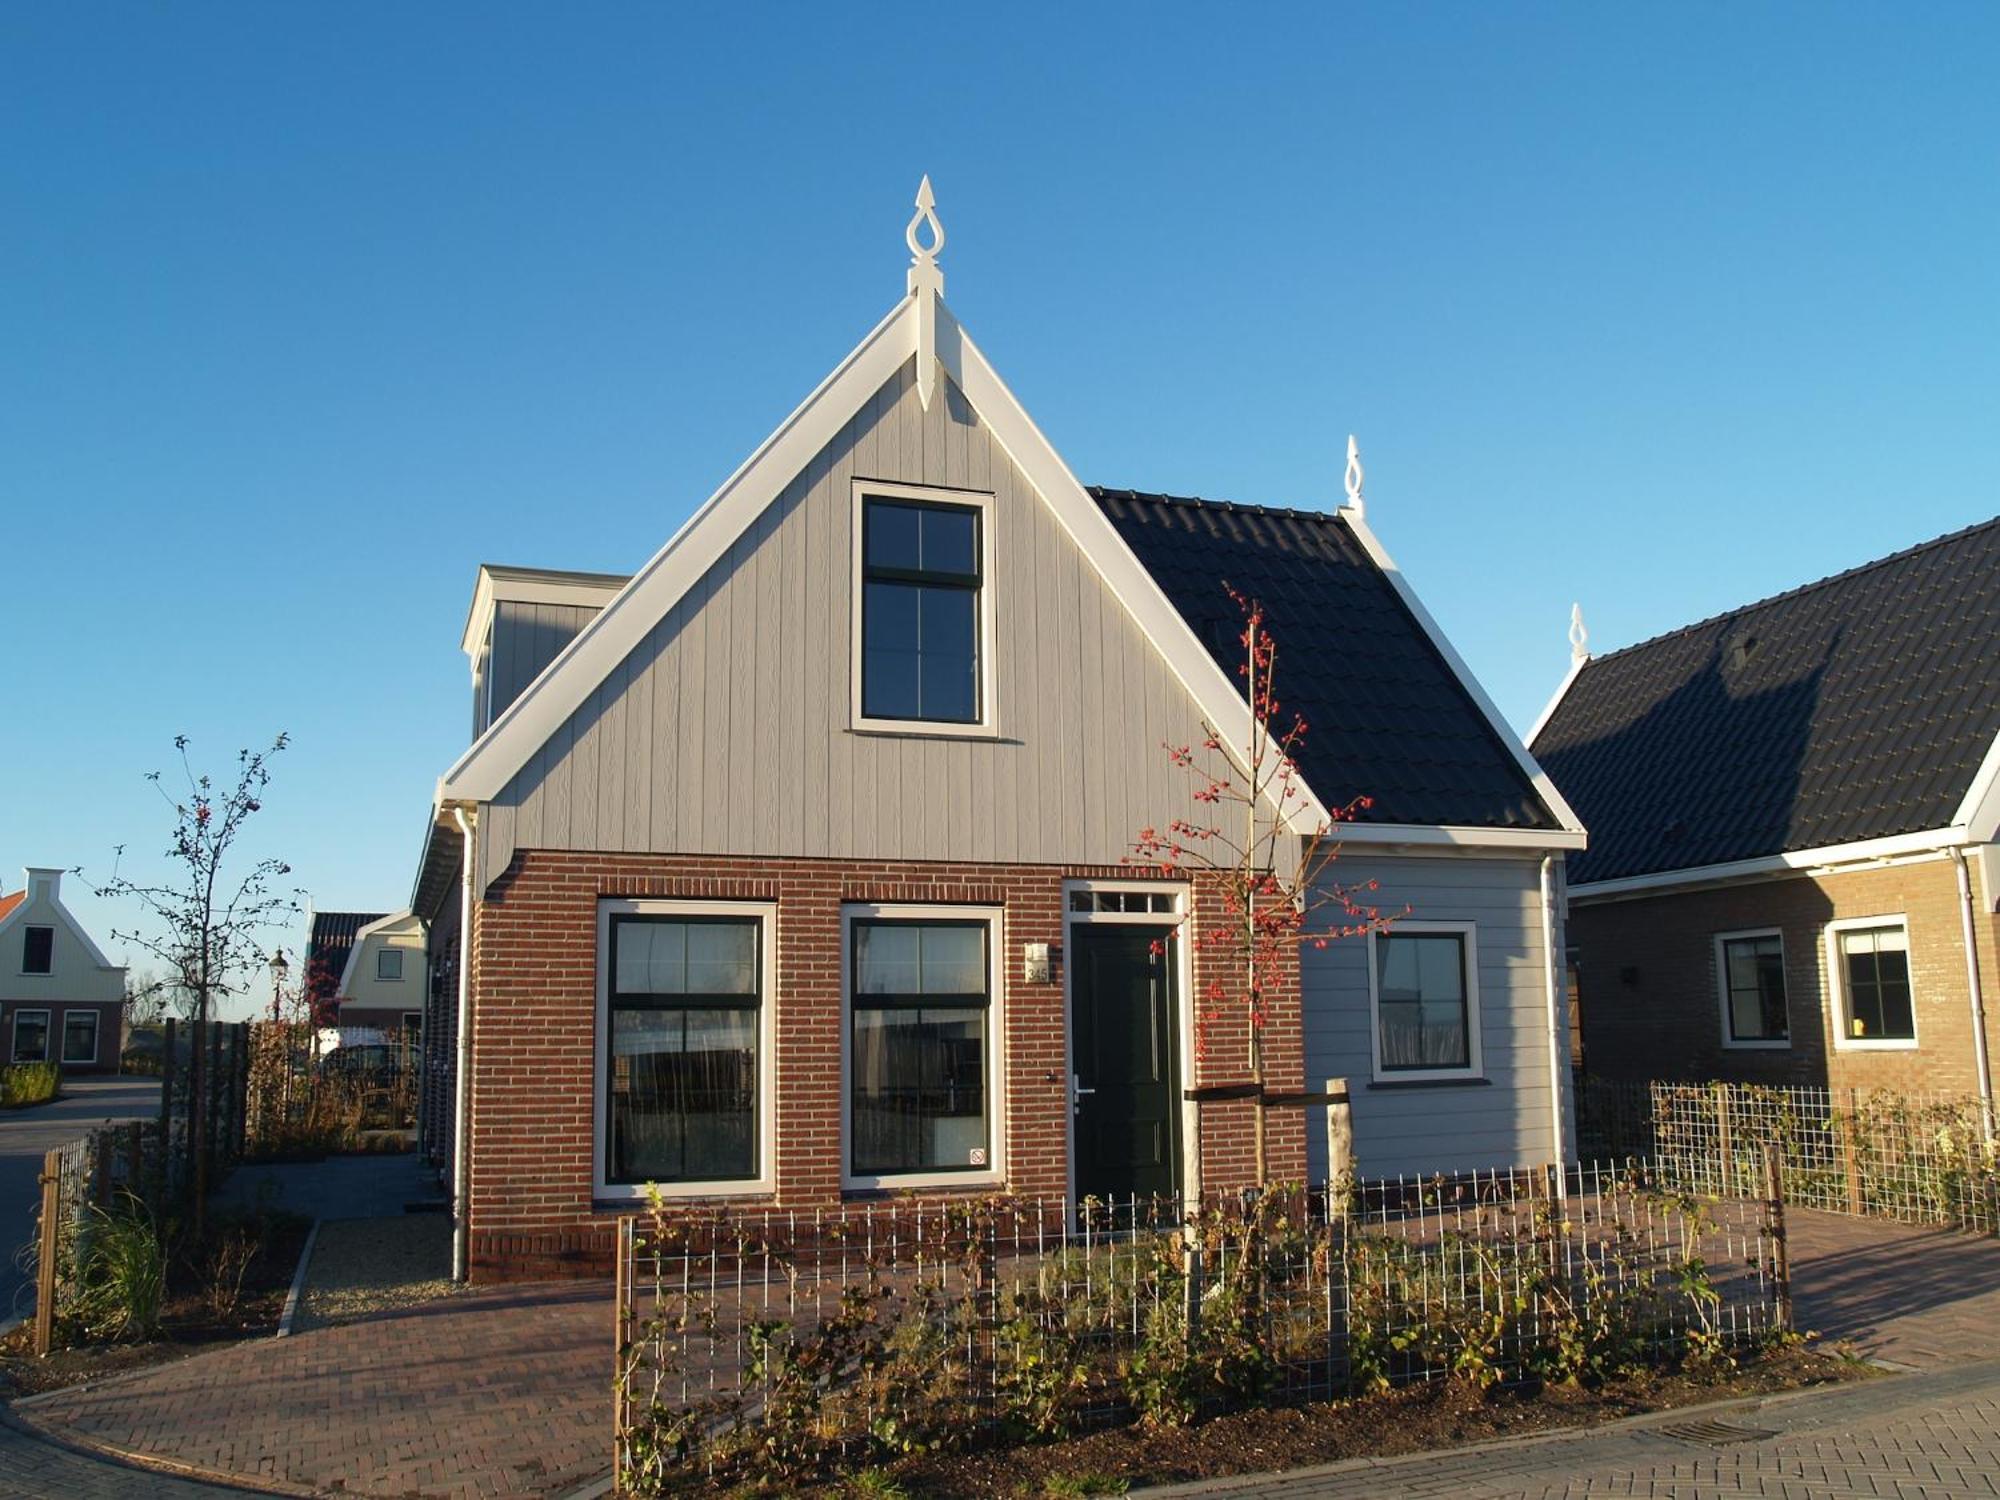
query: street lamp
[{"left": 268, "top": 948, "right": 290, "bottom": 1023}]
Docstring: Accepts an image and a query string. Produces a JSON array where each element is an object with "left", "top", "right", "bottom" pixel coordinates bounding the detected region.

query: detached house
[
  {"left": 410, "top": 183, "right": 1587, "bottom": 1281},
  {"left": 1531, "top": 520, "right": 2000, "bottom": 1122},
  {"left": 1, "top": 867, "right": 126, "bottom": 1074}
]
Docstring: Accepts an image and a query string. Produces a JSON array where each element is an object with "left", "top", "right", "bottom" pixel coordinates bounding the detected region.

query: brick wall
[
  {"left": 1, "top": 1000, "right": 124, "bottom": 1073},
  {"left": 463, "top": 849, "right": 1304, "bottom": 1280},
  {"left": 1571, "top": 854, "right": 2000, "bottom": 1096}
]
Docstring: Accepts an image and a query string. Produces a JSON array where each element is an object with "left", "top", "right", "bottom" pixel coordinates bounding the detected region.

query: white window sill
[
  {"left": 844, "top": 1169, "right": 1005, "bottom": 1192},
  {"left": 594, "top": 1178, "right": 774, "bottom": 1202},
  {"left": 1832, "top": 1038, "right": 1920, "bottom": 1052},
  {"left": 1721, "top": 1038, "right": 1793, "bottom": 1051},
  {"left": 850, "top": 718, "right": 998, "bottom": 740}
]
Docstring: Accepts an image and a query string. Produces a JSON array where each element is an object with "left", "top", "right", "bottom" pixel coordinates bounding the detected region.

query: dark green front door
[{"left": 1071, "top": 925, "right": 1182, "bottom": 1203}]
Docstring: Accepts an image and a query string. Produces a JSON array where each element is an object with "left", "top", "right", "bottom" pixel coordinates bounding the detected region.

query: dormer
[{"left": 461, "top": 565, "right": 628, "bottom": 739}]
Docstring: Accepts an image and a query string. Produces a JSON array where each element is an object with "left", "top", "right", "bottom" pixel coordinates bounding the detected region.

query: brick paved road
[
  {"left": 0, "top": 1408, "right": 247, "bottom": 1499},
  {"left": 1140, "top": 1358, "right": 2000, "bottom": 1499}
]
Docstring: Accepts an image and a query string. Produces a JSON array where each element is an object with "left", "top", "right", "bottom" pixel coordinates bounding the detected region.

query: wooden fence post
[
  {"left": 1714, "top": 1082, "right": 1734, "bottom": 1197},
  {"left": 612, "top": 1215, "right": 631, "bottom": 1497},
  {"left": 1762, "top": 1141, "right": 1792, "bottom": 1332},
  {"left": 1840, "top": 1087, "right": 1864, "bottom": 1215},
  {"left": 161, "top": 1017, "right": 177, "bottom": 1127},
  {"left": 34, "top": 1148, "right": 62, "bottom": 1356},
  {"left": 127, "top": 1121, "right": 144, "bottom": 1197},
  {"left": 1324, "top": 1078, "right": 1353, "bottom": 1223},
  {"left": 91, "top": 1131, "right": 111, "bottom": 1207}
]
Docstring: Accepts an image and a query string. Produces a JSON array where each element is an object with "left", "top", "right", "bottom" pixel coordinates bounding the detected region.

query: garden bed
[
  {"left": 857, "top": 1342, "right": 1870, "bottom": 1498},
  {"left": 0, "top": 1211, "right": 313, "bottom": 1399}
]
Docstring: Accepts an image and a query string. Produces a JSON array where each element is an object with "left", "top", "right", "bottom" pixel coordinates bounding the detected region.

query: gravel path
[{"left": 294, "top": 1214, "right": 458, "bottom": 1333}]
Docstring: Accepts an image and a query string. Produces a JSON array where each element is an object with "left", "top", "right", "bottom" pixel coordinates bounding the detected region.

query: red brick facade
[
  {"left": 462, "top": 849, "right": 1303, "bottom": 1280},
  {"left": 1, "top": 999, "right": 123, "bottom": 1074},
  {"left": 1571, "top": 854, "right": 2000, "bottom": 1096}
]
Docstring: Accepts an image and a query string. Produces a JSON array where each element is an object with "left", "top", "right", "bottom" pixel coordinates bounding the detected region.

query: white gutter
[
  {"left": 450, "top": 805, "right": 477, "bottom": 1283},
  {"left": 1540, "top": 855, "right": 1570, "bottom": 1198},
  {"left": 1953, "top": 848, "right": 1996, "bottom": 1145}
]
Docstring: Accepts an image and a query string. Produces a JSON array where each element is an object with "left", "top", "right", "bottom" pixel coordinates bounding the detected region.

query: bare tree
[
  {"left": 92, "top": 734, "right": 300, "bottom": 1232},
  {"left": 1132, "top": 590, "right": 1402, "bottom": 1187}
]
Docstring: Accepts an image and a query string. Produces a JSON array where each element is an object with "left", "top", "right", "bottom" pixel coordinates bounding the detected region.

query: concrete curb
[
  {"left": 275, "top": 1219, "right": 320, "bottom": 1338},
  {"left": 557, "top": 1471, "right": 615, "bottom": 1500},
  {"left": 0, "top": 1400, "right": 301, "bottom": 1495}
]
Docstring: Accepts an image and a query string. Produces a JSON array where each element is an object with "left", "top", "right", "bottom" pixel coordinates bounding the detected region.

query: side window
[
  {"left": 62, "top": 1011, "right": 99, "bottom": 1064},
  {"left": 23, "top": 926, "right": 54, "bottom": 975},
  {"left": 11, "top": 1009, "right": 50, "bottom": 1063},
  {"left": 377, "top": 948, "right": 405, "bottom": 982},
  {"left": 1716, "top": 931, "right": 1790, "bottom": 1046},
  {"left": 1832, "top": 922, "right": 1915, "bottom": 1044},
  {"left": 855, "top": 491, "right": 988, "bottom": 729},
  {"left": 1370, "top": 926, "right": 1482, "bottom": 1081}
]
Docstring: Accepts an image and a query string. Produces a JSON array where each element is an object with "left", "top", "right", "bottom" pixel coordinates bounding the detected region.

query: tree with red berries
[{"left": 1131, "top": 590, "right": 1400, "bottom": 1188}]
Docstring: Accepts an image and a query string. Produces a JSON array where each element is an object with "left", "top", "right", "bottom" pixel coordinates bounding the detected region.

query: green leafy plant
[
  {"left": 0, "top": 1062, "right": 60, "bottom": 1109},
  {"left": 69, "top": 1193, "right": 169, "bottom": 1342}
]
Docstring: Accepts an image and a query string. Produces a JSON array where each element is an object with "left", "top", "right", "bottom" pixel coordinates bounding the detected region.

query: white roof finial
[
  {"left": 906, "top": 175, "right": 945, "bottom": 409},
  {"left": 1343, "top": 434, "right": 1365, "bottom": 518},
  {"left": 1569, "top": 602, "right": 1590, "bottom": 664}
]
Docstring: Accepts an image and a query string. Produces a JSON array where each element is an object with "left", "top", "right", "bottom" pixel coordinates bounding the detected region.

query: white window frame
[
  {"left": 1826, "top": 915, "right": 1919, "bottom": 1051},
  {"left": 1061, "top": 879, "right": 1196, "bottom": 1205},
  {"left": 841, "top": 902, "right": 1006, "bottom": 1191},
  {"left": 592, "top": 898, "right": 779, "bottom": 1201},
  {"left": 60, "top": 1009, "right": 99, "bottom": 1066},
  {"left": 849, "top": 479, "right": 999, "bottom": 739},
  {"left": 377, "top": 947, "right": 405, "bottom": 982},
  {"left": 1366, "top": 921, "right": 1484, "bottom": 1083},
  {"left": 10, "top": 1008, "right": 51, "bottom": 1064},
  {"left": 1713, "top": 927, "right": 1792, "bottom": 1051}
]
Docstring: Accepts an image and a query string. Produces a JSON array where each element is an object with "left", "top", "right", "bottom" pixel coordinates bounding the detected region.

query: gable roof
[
  {"left": 0, "top": 892, "right": 24, "bottom": 924},
  {"left": 1532, "top": 517, "right": 2000, "bottom": 889},
  {"left": 334, "top": 910, "right": 420, "bottom": 997},
  {"left": 432, "top": 271, "right": 1580, "bottom": 850},
  {"left": 306, "top": 910, "right": 386, "bottom": 997},
  {"left": 1094, "top": 491, "right": 1562, "bottom": 832}
]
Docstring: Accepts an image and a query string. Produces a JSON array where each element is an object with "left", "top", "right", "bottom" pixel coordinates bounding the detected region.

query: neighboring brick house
[
  {"left": 406, "top": 184, "right": 1588, "bottom": 1281},
  {"left": 0, "top": 867, "right": 126, "bottom": 1074},
  {"left": 1531, "top": 520, "right": 2000, "bottom": 1122}
]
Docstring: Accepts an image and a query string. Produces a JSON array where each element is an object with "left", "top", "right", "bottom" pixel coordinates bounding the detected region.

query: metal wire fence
[{"left": 613, "top": 1161, "right": 1785, "bottom": 1493}]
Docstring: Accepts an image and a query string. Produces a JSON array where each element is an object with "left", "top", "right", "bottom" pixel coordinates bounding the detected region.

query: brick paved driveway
[{"left": 1788, "top": 1206, "right": 2000, "bottom": 1367}]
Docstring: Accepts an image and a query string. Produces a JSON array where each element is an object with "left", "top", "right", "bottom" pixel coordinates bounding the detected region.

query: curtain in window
[{"left": 1376, "top": 934, "right": 1471, "bottom": 1071}]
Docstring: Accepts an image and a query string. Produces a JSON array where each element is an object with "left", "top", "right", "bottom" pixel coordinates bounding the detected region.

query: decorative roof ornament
[
  {"left": 1343, "top": 434, "right": 1365, "bottom": 518},
  {"left": 906, "top": 175, "right": 945, "bottom": 409},
  {"left": 1569, "top": 602, "right": 1590, "bottom": 664}
]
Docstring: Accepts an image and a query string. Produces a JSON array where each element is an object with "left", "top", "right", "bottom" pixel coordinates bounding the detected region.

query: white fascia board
[
  {"left": 0, "top": 888, "right": 123, "bottom": 974},
  {"left": 1338, "top": 507, "right": 1588, "bottom": 840},
  {"left": 458, "top": 568, "right": 629, "bottom": 659},
  {"left": 1328, "top": 821, "right": 1588, "bottom": 852},
  {"left": 1570, "top": 826, "right": 1970, "bottom": 901},
  {"left": 940, "top": 306, "right": 1330, "bottom": 836},
  {"left": 1948, "top": 730, "right": 2000, "bottom": 846},
  {"left": 439, "top": 295, "right": 919, "bottom": 803},
  {"left": 1525, "top": 655, "right": 1588, "bottom": 750}
]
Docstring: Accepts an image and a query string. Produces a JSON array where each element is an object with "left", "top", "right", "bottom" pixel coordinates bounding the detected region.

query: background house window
[
  {"left": 11, "top": 1009, "right": 49, "bottom": 1063},
  {"left": 1837, "top": 924, "right": 1914, "bottom": 1042},
  {"left": 1373, "top": 930, "right": 1477, "bottom": 1075},
  {"left": 849, "top": 918, "right": 991, "bottom": 1177},
  {"left": 1719, "top": 932, "right": 1789, "bottom": 1044},
  {"left": 605, "top": 915, "right": 761, "bottom": 1186},
  {"left": 377, "top": 948, "right": 404, "bottom": 982},
  {"left": 23, "top": 926, "right": 53, "bottom": 975},
  {"left": 860, "top": 497, "right": 981, "bottom": 723},
  {"left": 62, "top": 1010, "right": 98, "bottom": 1064}
]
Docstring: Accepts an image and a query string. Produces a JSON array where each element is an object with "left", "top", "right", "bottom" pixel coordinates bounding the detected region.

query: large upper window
[
  {"left": 1370, "top": 926, "right": 1481, "bottom": 1080},
  {"left": 1716, "top": 930, "right": 1790, "bottom": 1047},
  {"left": 11, "top": 1009, "right": 49, "bottom": 1063},
  {"left": 602, "top": 910, "right": 765, "bottom": 1190},
  {"left": 62, "top": 1011, "right": 99, "bottom": 1065},
  {"left": 857, "top": 493, "right": 984, "bottom": 726},
  {"left": 847, "top": 912, "right": 996, "bottom": 1183},
  {"left": 1832, "top": 921, "right": 1915, "bottom": 1046},
  {"left": 377, "top": 947, "right": 404, "bottom": 982},
  {"left": 23, "top": 926, "right": 53, "bottom": 975}
]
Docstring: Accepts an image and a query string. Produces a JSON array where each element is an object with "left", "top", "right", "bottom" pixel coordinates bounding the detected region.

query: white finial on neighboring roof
[
  {"left": 906, "top": 175, "right": 945, "bottom": 410},
  {"left": 1569, "top": 602, "right": 1590, "bottom": 664},
  {"left": 1343, "top": 434, "right": 1365, "bottom": 518}
]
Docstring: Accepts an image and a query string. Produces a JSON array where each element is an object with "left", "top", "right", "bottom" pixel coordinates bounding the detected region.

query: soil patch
[{"left": 870, "top": 1344, "right": 1872, "bottom": 1498}]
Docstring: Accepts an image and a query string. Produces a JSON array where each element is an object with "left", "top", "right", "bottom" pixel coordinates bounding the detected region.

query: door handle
[{"left": 1071, "top": 1073, "right": 1095, "bottom": 1116}]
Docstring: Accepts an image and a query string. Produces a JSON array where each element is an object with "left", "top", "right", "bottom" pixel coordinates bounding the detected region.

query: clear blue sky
[{"left": 3, "top": 4, "right": 1995, "bottom": 1012}]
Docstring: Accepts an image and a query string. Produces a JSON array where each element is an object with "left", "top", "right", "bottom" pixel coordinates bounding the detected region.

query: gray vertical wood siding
[
  {"left": 1302, "top": 854, "right": 1565, "bottom": 1177},
  {"left": 478, "top": 359, "right": 1222, "bottom": 886},
  {"left": 482, "top": 601, "right": 604, "bottom": 736}
]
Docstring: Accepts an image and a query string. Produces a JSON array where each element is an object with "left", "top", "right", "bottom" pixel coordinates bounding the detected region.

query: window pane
[
  {"left": 608, "top": 1007, "right": 756, "bottom": 1184},
  {"left": 865, "top": 502, "right": 922, "bottom": 570},
  {"left": 378, "top": 949, "right": 403, "bottom": 981},
  {"left": 855, "top": 923, "right": 923, "bottom": 994},
  {"left": 862, "top": 582, "right": 922, "bottom": 720},
  {"left": 12, "top": 1012, "right": 49, "bottom": 1063},
  {"left": 23, "top": 927, "right": 53, "bottom": 975},
  {"left": 855, "top": 922, "right": 987, "bottom": 997},
  {"left": 851, "top": 1006, "right": 987, "bottom": 1174},
  {"left": 63, "top": 1013, "right": 97, "bottom": 1062},
  {"left": 685, "top": 923, "right": 756, "bottom": 995},
  {"left": 920, "top": 507, "right": 977, "bottom": 575},
  {"left": 614, "top": 919, "right": 756, "bottom": 998},
  {"left": 615, "top": 921, "right": 686, "bottom": 995},
  {"left": 1723, "top": 935, "right": 1788, "bottom": 1041},
  {"left": 917, "top": 588, "right": 978, "bottom": 721},
  {"left": 1840, "top": 928, "right": 1915, "bottom": 1040},
  {"left": 1376, "top": 934, "right": 1471, "bottom": 1071}
]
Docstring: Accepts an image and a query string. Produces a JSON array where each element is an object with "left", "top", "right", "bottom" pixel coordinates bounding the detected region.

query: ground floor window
[
  {"left": 1830, "top": 920, "right": 1915, "bottom": 1045},
  {"left": 1716, "top": 930, "right": 1790, "bottom": 1046},
  {"left": 845, "top": 907, "right": 999, "bottom": 1186},
  {"left": 61, "top": 1010, "right": 98, "bottom": 1064},
  {"left": 1369, "top": 924, "right": 1481, "bottom": 1080},
  {"left": 599, "top": 902, "right": 772, "bottom": 1194},
  {"left": 10, "top": 1009, "right": 49, "bottom": 1063}
]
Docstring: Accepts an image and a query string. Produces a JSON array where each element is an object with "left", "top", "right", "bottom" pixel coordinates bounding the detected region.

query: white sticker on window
[{"left": 968, "top": 1147, "right": 987, "bottom": 1167}]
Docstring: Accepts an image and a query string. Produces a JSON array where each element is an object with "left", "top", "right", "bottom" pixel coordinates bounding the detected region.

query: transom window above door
[{"left": 852, "top": 485, "right": 994, "bottom": 734}]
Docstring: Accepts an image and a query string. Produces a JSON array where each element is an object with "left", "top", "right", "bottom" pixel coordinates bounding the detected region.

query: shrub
[
  {"left": 1, "top": 1062, "right": 60, "bottom": 1109},
  {"left": 69, "top": 1193, "right": 168, "bottom": 1342}
]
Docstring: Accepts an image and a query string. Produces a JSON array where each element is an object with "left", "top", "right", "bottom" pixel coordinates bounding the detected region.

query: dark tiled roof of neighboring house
[
  {"left": 1092, "top": 489, "right": 1560, "bottom": 831},
  {"left": 305, "top": 910, "right": 386, "bottom": 997},
  {"left": 1531, "top": 517, "right": 2000, "bottom": 886},
  {"left": 0, "top": 891, "right": 25, "bottom": 923}
]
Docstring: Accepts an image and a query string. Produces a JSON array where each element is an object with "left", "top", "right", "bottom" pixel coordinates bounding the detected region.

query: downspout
[
  {"left": 1540, "top": 855, "right": 1570, "bottom": 1197},
  {"left": 1952, "top": 847, "right": 1996, "bottom": 1145},
  {"left": 451, "top": 805, "right": 478, "bottom": 1283}
]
